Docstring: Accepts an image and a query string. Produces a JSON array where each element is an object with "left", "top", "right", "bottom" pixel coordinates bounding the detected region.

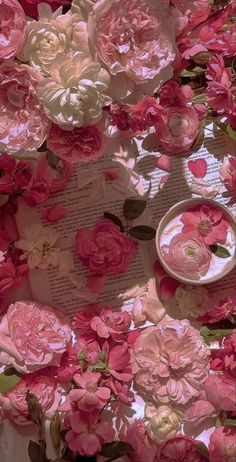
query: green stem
[{"left": 13, "top": 154, "right": 38, "bottom": 161}]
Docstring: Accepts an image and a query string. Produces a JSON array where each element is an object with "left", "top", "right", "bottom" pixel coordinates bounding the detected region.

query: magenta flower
[
  {"left": 157, "top": 435, "right": 208, "bottom": 462},
  {"left": 181, "top": 205, "right": 229, "bottom": 245},
  {"left": 211, "top": 330, "right": 236, "bottom": 377},
  {"left": 69, "top": 371, "right": 111, "bottom": 412},
  {"left": 105, "top": 341, "right": 133, "bottom": 382},
  {"left": 197, "top": 297, "right": 236, "bottom": 324},
  {"left": 90, "top": 307, "right": 131, "bottom": 341}
]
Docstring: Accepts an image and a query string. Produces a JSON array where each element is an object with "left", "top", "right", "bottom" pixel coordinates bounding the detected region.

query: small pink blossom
[
  {"left": 73, "top": 304, "right": 101, "bottom": 333},
  {"left": 107, "top": 379, "right": 133, "bottom": 406},
  {"left": 90, "top": 307, "right": 131, "bottom": 341},
  {"left": 157, "top": 435, "right": 208, "bottom": 462},
  {"left": 120, "top": 420, "right": 157, "bottom": 462},
  {"left": 209, "top": 427, "right": 236, "bottom": 462},
  {"left": 197, "top": 297, "right": 236, "bottom": 324},
  {"left": 188, "top": 159, "right": 208, "bottom": 179},
  {"left": 206, "top": 80, "right": 232, "bottom": 115},
  {"left": 181, "top": 205, "right": 229, "bottom": 245},
  {"left": 159, "top": 80, "right": 193, "bottom": 108},
  {"left": 69, "top": 371, "right": 111, "bottom": 412},
  {"left": 220, "top": 156, "right": 236, "bottom": 197},
  {"left": 0, "top": 0, "right": 26, "bottom": 60},
  {"left": 155, "top": 155, "right": 172, "bottom": 173},
  {"left": 0, "top": 255, "right": 29, "bottom": 295},
  {"left": 105, "top": 341, "right": 133, "bottom": 382},
  {"left": 42, "top": 204, "right": 68, "bottom": 223}
]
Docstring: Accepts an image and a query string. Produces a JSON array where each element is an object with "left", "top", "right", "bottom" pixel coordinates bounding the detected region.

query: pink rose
[
  {"left": 220, "top": 156, "right": 236, "bottom": 197},
  {"left": 75, "top": 218, "right": 136, "bottom": 274},
  {"left": 0, "top": 301, "right": 72, "bottom": 373},
  {"left": 0, "top": 61, "right": 50, "bottom": 153},
  {"left": 0, "top": 369, "right": 61, "bottom": 426},
  {"left": 69, "top": 371, "right": 111, "bottom": 412},
  {"left": 158, "top": 435, "right": 208, "bottom": 462},
  {"left": 155, "top": 107, "right": 199, "bottom": 154},
  {"left": 209, "top": 427, "right": 236, "bottom": 462},
  {"left": 0, "top": 0, "right": 26, "bottom": 60},
  {"left": 47, "top": 123, "right": 105, "bottom": 164},
  {"left": 161, "top": 233, "right": 211, "bottom": 279},
  {"left": 90, "top": 307, "right": 131, "bottom": 341},
  {"left": 120, "top": 420, "right": 157, "bottom": 462},
  {"left": 205, "top": 373, "right": 236, "bottom": 412}
]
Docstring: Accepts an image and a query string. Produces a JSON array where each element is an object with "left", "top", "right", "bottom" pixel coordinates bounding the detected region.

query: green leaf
[
  {"left": 104, "top": 212, "right": 124, "bottom": 232},
  {"left": 179, "top": 69, "right": 196, "bottom": 78},
  {"left": 0, "top": 195, "right": 9, "bottom": 208},
  {"left": 26, "top": 392, "right": 44, "bottom": 426},
  {"left": 123, "top": 198, "right": 147, "bottom": 220},
  {"left": 192, "top": 66, "right": 206, "bottom": 74},
  {"left": 46, "top": 150, "right": 60, "bottom": 170},
  {"left": 196, "top": 442, "right": 209, "bottom": 460},
  {"left": 224, "top": 419, "right": 236, "bottom": 427},
  {"left": 0, "top": 368, "right": 22, "bottom": 393},
  {"left": 128, "top": 225, "right": 156, "bottom": 240},
  {"left": 99, "top": 441, "right": 134, "bottom": 459},
  {"left": 50, "top": 412, "right": 61, "bottom": 451},
  {"left": 226, "top": 125, "right": 236, "bottom": 141},
  {"left": 209, "top": 244, "right": 231, "bottom": 258}
]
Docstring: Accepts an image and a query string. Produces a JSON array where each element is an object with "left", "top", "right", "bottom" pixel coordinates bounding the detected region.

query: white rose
[
  {"left": 145, "top": 403, "right": 181, "bottom": 443},
  {"left": 37, "top": 53, "right": 111, "bottom": 127},
  {"left": 175, "top": 285, "right": 210, "bottom": 318}
]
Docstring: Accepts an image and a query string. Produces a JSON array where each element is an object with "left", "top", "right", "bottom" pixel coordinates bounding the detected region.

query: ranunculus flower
[
  {"left": 69, "top": 371, "right": 111, "bottom": 411},
  {"left": 0, "top": 61, "right": 50, "bottom": 153},
  {"left": 145, "top": 403, "right": 181, "bottom": 443},
  {"left": 90, "top": 307, "right": 131, "bottom": 341},
  {"left": 157, "top": 435, "right": 208, "bottom": 462},
  {"left": 0, "top": 301, "right": 72, "bottom": 373},
  {"left": 155, "top": 107, "right": 199, "bottom": 154},
  {"left": 0, "top": 0, "right": 26, "bottom": 60},
  {"left": 0, "top": 370, "right": 61, "bottom": 425},
  {"left": 75, "top": 218, "right": 136, "bottom": 274},
  {"left": 175, "top": 285, "right": 210, "bottom": 318},
  {"left": 209, "top": 427, "right": 236, "bottom": 462},
  {"left": 133, "top": 320, "right": 210, "bottom": 406},
  {"left": 37, "top": 54, "right": 111, "bottom": 128},
  {"left": 120, "top": 420, "right": 157, "bottom": 462},
  {"left": 161, "top": 232, "right": 211, "bottom": 279},
  {"left": 47, "top": 123, "right": 105, "bottom": 164},
  {"left": 220, "top": 156, "right": 236, "bottom": 197}
]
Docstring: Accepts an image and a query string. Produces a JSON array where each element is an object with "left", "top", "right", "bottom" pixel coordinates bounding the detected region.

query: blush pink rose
[
  {"left": 90, "top": 307, "right": 131, "bottom": 341},
  {"left": 0, "top": 301, "right": 72, "bottom": 373},
  {"left": 75, "top": 218, "right": 136, "bottom": 274},
  {"left": 120, "top": 420, "right": 157, "bottom": 462},
  {"left": 220, "top": 156, "right": 236, "bottom": 197},
  {"left": 69, "top": 371, "right": 111, "bottom": 412},
  {"left": 47, "top": 123, "right": 105, "bottom": 164},
  {"left": 209, "top": 427, "right": 236, "bottom": 462},
  {"left": 0, "top": 61, "right": 50, "bottom": 153},
  {"left": 158, "top": 435, "right": 208, "bottom": 462},
  {"left": 0, "top": 0, "right": 26, "bottom": 60},
  {"left": 161, "top": 232, "right": 211, "bottom": 279},
  {"left": 0, "top": 370, "right": 61, "bottom": 426},
  {"left": 155, "top": 107, "right": 200, "bottom": 154}
]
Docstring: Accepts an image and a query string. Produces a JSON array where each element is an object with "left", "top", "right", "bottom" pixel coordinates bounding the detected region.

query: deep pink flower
[
  {"left": 197, "top": 297, "right": 236, "bottom": 324},
  {"left": 168, "top": 0, "right": 210, "bottom": 37},
  {"left": 107, "top": 378, "right": 133, "bottom": 406},
  {"left": 105, "top": 341, "right": 133, "bottom": 382},
  {"left": 90, "top": 307, "right": 131, "bottom": 341},
  {"left": 205, "top": 54, "right": 227, "bottom": 82},
  {"left": 120, "top": 420, "right": 157, "bottom": 462},
  {"left": 159, "top": 80, "right": 193, "bottom": 108},
  {"left": 181, "top": 205, "right": 229, "bottom": 245},
  {"left": 42, "top": 204, "right": 68, "bottom": 223},
  {"left": 65, "top": 410, "right": 115, "bottom": 457},
  {"left": 220, "top": 156, "right": 236, "bottom": 197},
  {"left": 205, "top": 373, "right": 236, "bottom": 412},
  {"left": 159, "top": 276, "right": 180, "bottom": 299},
  {"left": 0, "top": 0, "right": 26, "bottom": 60},
  {"left": 20, "top": 0, "right": 71, "bottom": 19},
  {"left": 73, "top": 304, "right": 101, "bottom": 332},
  {"left": 157, "top": 435, "right": 208, "bottom": 462},
  {"left": 75, "top": 218, "right": 136, "bottom": 275},
  {"left": 0, "top": 256, "right": 28, "bottom": 295},
  {"left": 209, "top": 427, "right": 236, "bottom": 462},
  {"left": 211, "top": 330, "right": 236, "bottom": 377},
  {"left": 188, "top": 159, "right": 207, "bottom": 179},
  {"left": 70, "top": 334, "right": 101, "bottom": 366},
  {"left": 206, "top": 81, "right": 232, "bottom": 115},
  {"left": 69, "top": 371, "right": 111, "bottom": 412}
]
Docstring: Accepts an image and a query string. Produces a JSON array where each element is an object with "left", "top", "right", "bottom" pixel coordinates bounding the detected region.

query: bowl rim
[{"left": 155, "top": 198, "right": 236, "bottom": 285}]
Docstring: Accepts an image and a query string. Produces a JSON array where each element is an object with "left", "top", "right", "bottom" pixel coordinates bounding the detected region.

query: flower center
[
  {"left": 198, "top": 219, "right": 212, "bottom": 237},
  {"left": 86, "top": 381, "right": 97, "bottom": 393},
  {"left": 42, "top": 241, "right": 51, "bottom": 256},
  {"left": 185, "top": 246, "right": 195, "bottom": 257}
]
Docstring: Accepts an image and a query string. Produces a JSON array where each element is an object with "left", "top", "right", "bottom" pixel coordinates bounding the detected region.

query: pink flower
[
  {"left": 220, "top": 156, "right": 236, "bottom": 197},
  {"left": 20, "top": 0, "right": 71, "bottom": 19},
  {"left": 188, "top": 159, "right": 207, "bottom": 179},
  {"left": 0, "top": 0, "right": 26, "bottom": 60},
  {"left": 0, "top": 256, "right": 28, "bottom": 295},
  {"left": 0, "top": 301, "right": 72, "bottom": 374},
  {"left": 42, "top": 204, "right": 68, "bottom": 223},
  {"left": 161, "top": 233, "right": 211, "bottom": 279},
  {"left": 158, "top": 435, "right": 208, "bottom": 462},
  {"left": 0, "top": 61, "right": 50, "bottom": 153},
  {"left": 209, "top": 427, "right": 236, "bottom": 462},
  {"left": 73, "top": 304, "right": 101, "bottom": 332},
  {"left": 184, "top": 394, "right": 217, "bottom": 428},
  {"left": 47, "top": 124, "right": 105, "bottom": 165},
  {"left": 155, "top": 155, "right": 172, "bottom": 173},
  {"left": 197, "top": 297, "right": 236, "bottom": 324},
  {"left": 206, "top": 81, "right": 232, "bottom": 115},
  {"left": 205, "top": 54, "right": 227, "bottom": 82},
  {"left": 181, "top": 205, "right": 229, "bottom": 245},
  {"left": 120, "top": 420, "right": 157, "bottom": 462},
  {"left": 155, "top": 107, "right": 199, "bottom": 154},
  {"left": 89, "top": 0, "right": 175, "bottom": 88},
  {"left": 69, "top": 371, "right": 111, "bottom": 411},
  {"left": 91, "top": 307, "right": 131, "bottom": 341},
  {"left": 168, "top": 0, "right": 210, "bottom": 37},
  {"left": 205, "top": 373, "right": 236, "bottom": 412},
  {"left": 107, "top": 379, "right": 133, "bottom": 406},
  {"left": 105, "top": 341, "right": 133, "bottom": 382},
  {"left": 159, "top": 80, "right": 193, "bottom": 108},
  {"left": 65, "top": 410, "right": 115, "bottom": 457},
  {"left": 0, "top": 369, "right": 61, "bottom": 426},
  {"left": 211, "top": 330, "right": 236, "bottom": 377},
  {"left": 75, "top": 218, "right": 136, "bottom": 275},
  {"left": 133, "top": 320, "right": 210, "bottom": 406}
]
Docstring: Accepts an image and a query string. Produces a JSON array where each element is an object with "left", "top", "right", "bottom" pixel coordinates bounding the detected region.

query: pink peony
[
  {"left": 209, "top": 427, "right": 236, "bottom": 462},
  {"left": 0, "top": 301, "right": 72, "bottom": 373},
  {"left": 90, "top": 307, "right": 131, "bottom": 341},
  {"left": 158, "top": 435, "right": 208, "bottom": 462},
  {"left": 204, "top": 373, "right": 236, "bottom": 412},
  {"left": 0, "top": 0, "right": 26, "bottom": 60},
  {"left": 47, "top": 123, "right": 105, "bottom": 164},
  {"left": 0, "top": 369, "right": 61, "bottom": 425},
  {"left": 220, "top": 156, "right": 236, "bottom": 197},
  {"left": 155, "top": 107, "right": 199, "bottom": 154},
  {"left": 65, "top": 410, "right": 115, "bottom": 457},
  {"left": 69, "top": 371, "right": 111, "bottom": 412},
  {"left": 133, "top": 320, "right": 210, "bottom": 406},
  {"left": 120, "top": 420, "right": 157, "bottom": 462},
  {"left": 161, "top": 232, "right": 211, "bottom": 279},
  {"left": 0, "top": 61, "right": 50, "bottom": 153},
  {"left": 181, "top": 204, "right": 229, "bottom": 245},
  {"left": 75, "top": 218, "right": 136, "bottom": 275}
]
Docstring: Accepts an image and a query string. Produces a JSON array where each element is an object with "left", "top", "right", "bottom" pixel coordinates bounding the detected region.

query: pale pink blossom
[
  {"left": 220, "top": 156, "right": 236, "bottom": 197},
  {"left": 0, "top": 61, "right": 50, "bottom": 153},
  {"left": 155, "top": 155, "right": 172, "bottom": 173},
  {"left": 75, "top": 218, "right": 136, "bottom": 275},
  {"left": 0, "top": 0, "right": 26, "bottom": 60},
  {"left": 0, "top": 301, "right": 72, "bottom": 374},
  {"left": 120, "top": 420, "right": 157, "bottom": 462},
  {"left": 158, "top": 435, "right": 208, "bottom": 462},
  {"left": 69, "top": 371, "right": 111, "bottom": 411},
  {"left": 184, "top": 393, "right": 217, "bottom": 428},
  {"left": 133, "top": 320, "right": 210, "bottom": 406},
  {"left": 65, "top": 410, "right": 115, "bottom": 456},
  {"left": 209, "top": 427, "right": 236, "bottom": 462},
  {"left": 42, "top": 204, "right": 68, "bottom": 223},
  {"left": 188, "top": 159, "right": 207, "bottom": 179},
  {"left": 90, "top": 307, "right": 131, "bottom": 341}
]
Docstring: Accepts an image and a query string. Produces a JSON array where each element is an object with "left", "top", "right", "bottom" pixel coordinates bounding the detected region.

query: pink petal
[
  {"left": 42, "top": 204, "right": 68, "bottom": 223},
  {"left": 155, "top": 155, "right": 172, "bottom": 173},
  {"left": 160, "top": 276, "right": 180, "bottom": 298},
  {"left": 188, "top": 159, "right": 208, "bottom": 178}
]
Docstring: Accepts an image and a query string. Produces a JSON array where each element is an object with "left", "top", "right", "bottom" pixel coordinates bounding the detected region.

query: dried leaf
[
  {"left": 0, "top": 195, "right": 9, "bottom": 208},
  {"left": 195, "top": 442, "right": 209, "bottom": 460},
  {"left": 50, "top": 412, "right": 61, "bottom": 451},
  {"left": 99, "top": 441, "right": 134, "bottom": 458},
  {"left": 26, "top": 392, "right": 43, "bottom": 426},
  {"left": 0, "top": 368, "right": 22, "bottom": 393},
  {"left": 128, "top": 225, "right": 156, "bottom": 240},
  {"left": 123, "top": 198, "right": 147, "bottom": 220},
  {"left": 104, "top": 212, "right": 124, "bottom": 231}
]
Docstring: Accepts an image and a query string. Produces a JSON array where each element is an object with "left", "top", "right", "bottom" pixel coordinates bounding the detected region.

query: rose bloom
[
  {"left": 75, "top": 218, "right": 136, "bottom": 274},
  {"left": 90, "top": 307, "right": 131, "bottom": 341},
  {"left": 220, "top": 156, "right": 236, "bottom": 197},
  {"left": 0, "top": 301, "right": 72, "bottom": 373},
  {"left": 158, "top": 435, "right": 208, "bottom": 462},
  {"left": 155, "top": 107, "right": 199, "bottom": 154},
  {"left": 120, "top": 420, "right": 158, "bottom": 462},
  {"left": 133, "top": 320, "right": 210, "bottom": 406},
  {"left": 145, "top": 403, "right": 181, "bottom": 443},
  {"left": 0, "top": 61, "right": 50, "bottom": 153},
  {"left": 175, "top": 285, "right": 210, "bottom": 318},
  {"left": 209, "top": 427, "right": 236, "bottom": 462},
  {"left": 47, "top": 123, "right": 105, "bottom": 164},
  {"left": 0, "top": 370, "right": 61, "bottom": 426},
  {"left": 161, "top": 232, "right": 211, "bottom": 279},
  {"left": 0, "top": 0, "right": 26, "bottom": 60}
]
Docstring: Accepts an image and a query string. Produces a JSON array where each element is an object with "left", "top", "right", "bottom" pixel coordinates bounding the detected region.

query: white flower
[
  {"left": 145, "top": 403, "right": 181, "bottom": 443},
  {"left": 36, "top": 53, "right": 111, "bottom": 128},
  {"left": 175, "top": 285, "right": 210, "bottom": 318}
]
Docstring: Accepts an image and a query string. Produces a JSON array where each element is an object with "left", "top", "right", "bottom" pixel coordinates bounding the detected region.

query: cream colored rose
[
  {"left": 175, "top": 285, "right": 210, "bottom": 318},
  {"left": 37, "top": 53, "right": 111, "bottom": 127},
  {"left": 145, "top": 403, "right": 181, "bottom": 443}
]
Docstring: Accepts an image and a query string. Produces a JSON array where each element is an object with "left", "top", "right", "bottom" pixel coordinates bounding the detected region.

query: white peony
[
  {"left": 36, "top": 53, "right": 111, "bottom": 128},
  {"left": 145, "top": 403, "right": 181, "bottom": 443},
  {"left": 175, "top": 285, "right": 210, "bottom": 318}
]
